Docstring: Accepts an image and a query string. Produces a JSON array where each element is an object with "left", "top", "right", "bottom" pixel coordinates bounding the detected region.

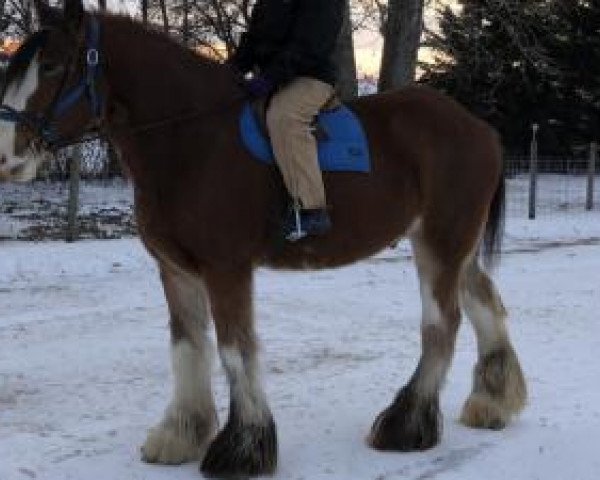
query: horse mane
[
  {"left": 97, "top": 12, "right": 226, "bottom": 73},
  {"left": 0, "top": 12, "right": 223, "bottom": 94}
]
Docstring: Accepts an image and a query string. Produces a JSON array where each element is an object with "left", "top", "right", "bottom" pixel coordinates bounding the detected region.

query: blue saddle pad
[{"left": 239, "top": 103, "right": 370, "bottom": 172}]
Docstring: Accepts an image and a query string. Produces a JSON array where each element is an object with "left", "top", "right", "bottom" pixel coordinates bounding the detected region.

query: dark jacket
[{"left": 231, "top": 0, "right": 344, "bottom": 87}]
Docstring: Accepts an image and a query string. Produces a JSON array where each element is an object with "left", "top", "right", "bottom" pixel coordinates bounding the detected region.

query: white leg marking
[
  {"left": 462, "top": 292, "right": 508, "bottom": 356},
  {"left": 220, "top": 347, "right": 269, "bottom": 424},
  {"left": 406, "top": 216, "right": 423, "bottom": 237},
  {"left": 411, "top": 233, "right": 444, "bottom": 329},
  {"left": 171, "top": 340, "right": 214, "bottom": 411},
  {"left": 141, "top": 340, "right": 216, "bottom": 464},
  {"left": 411, "top": 235, "right": 455, "bottom": 397},
  {"left": 141, "top": 267, "right": 217, "bottom": 465},
  {"left": 416, "top": 350, "right": 450, "bottom": 398},
  {"left": 419, "top": 280, "right": 444, "bottom": 328}
]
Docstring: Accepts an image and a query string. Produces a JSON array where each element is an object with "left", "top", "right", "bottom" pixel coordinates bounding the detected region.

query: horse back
[{"left": 264, "top": 86, "right": 502, "bottom": 269}]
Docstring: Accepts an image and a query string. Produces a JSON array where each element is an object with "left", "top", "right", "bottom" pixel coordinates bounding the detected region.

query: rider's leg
[{"left": 266, "top": 77, "right": 334, "bottom": 239}]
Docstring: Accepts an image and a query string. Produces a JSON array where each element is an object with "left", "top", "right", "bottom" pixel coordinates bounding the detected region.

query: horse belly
[{"left": 265, "top": 177, "right": 419, "bottom": 270}]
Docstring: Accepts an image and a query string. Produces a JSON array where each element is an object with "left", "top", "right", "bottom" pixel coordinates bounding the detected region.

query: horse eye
[{"left": 39, "top": 62, "right": 64, "bottom": 78}]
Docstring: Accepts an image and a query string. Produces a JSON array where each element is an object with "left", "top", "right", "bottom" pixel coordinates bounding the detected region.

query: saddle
[
  {"left": 250, "top": 94, "right": 343, "bottom": 143},
  {"left": 240, "top": 96, "right": 371, "bottom": 173}
]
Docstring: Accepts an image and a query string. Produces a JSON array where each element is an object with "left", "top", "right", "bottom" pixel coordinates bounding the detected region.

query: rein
[{"left": 117, "top": 96, "right": 246, "bottom": 136}]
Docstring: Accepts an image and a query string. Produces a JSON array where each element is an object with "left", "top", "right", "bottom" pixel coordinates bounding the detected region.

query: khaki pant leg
[{"left": 266, "top": 77, "right": 334, "bottom": 209}]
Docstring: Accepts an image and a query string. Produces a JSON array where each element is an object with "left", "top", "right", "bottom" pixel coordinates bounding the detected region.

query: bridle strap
[
  {"left": 0, "top": 16, "right": 104, "bottom": 150},
  {"left": 44, "top": 15, "right": 103, "bottom": 143}
]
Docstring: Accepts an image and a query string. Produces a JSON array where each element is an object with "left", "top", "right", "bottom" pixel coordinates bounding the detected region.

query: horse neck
[{"left": 100, "top": 15, "right": 238, "bottom": 139}]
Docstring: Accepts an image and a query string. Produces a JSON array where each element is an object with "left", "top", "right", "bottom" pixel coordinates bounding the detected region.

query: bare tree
[
  {"left": 188, "top": 0, "right": 253, "bottom": 57},
  {"left": 336, "top": 0, "right": 358, "bottom": 100},
  {"left": 140, "top": 0, "right": 148, "bottom": 25},
  {"left": 1, "top": 0, "right": 35, "bottom": 37},
  {"left": 378, "top": 0, "right": 424, "bottom": 91},
  {"left": 147, "top": 0, "right": 252, "bottom": 59},
  {"left": 158, "top": 0, "right": 169, "bottom": 33}
]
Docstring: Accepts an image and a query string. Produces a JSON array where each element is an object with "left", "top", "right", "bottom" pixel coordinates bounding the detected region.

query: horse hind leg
[
  {"left": 368, "top": 231, "right": 462, "bottom": 451},
  {"left": 459, "top": 260, "right": 527, "bottom": 429},
  {"left": 141, "top": 265, "right": 217, "bottom": 464}
]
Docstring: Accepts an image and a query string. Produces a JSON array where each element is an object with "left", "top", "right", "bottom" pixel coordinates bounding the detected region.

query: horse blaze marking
[{"left": 0, "top": 56, "right": 39, "bottom": 178}]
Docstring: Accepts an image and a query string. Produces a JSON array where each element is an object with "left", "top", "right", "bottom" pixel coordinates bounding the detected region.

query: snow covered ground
[
  {"left": 0, "top": 180, "right": 134, "bottom": 241},
  {"left": 1, "top": 186, "right": 600, "bottom": 479}
]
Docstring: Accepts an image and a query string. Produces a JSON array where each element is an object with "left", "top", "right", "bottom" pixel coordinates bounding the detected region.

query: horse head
[{"left": 0, "top": 0, "right": 101, "bottom": 181}]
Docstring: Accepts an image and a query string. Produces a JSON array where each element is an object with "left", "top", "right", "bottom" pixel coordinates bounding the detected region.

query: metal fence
[
  {"left": 51, "top": 139, "right": 597, "bottom": 216},
  {"left": 39, "top": 140, "right": 116, "bottom": 180},
  {"left": 505, "top": 142, "right": 599, "bottom": 218},
  {"left": 1, "top": 142, "right": 599, "bottom": 242}
]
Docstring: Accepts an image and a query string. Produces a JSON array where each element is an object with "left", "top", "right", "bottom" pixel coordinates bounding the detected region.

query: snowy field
[
  {"left": 0, "top": 180, "right": 134, "bottom": 241},
  {"left": 1, "top": 181, "right": 600, "bottom": 479}
]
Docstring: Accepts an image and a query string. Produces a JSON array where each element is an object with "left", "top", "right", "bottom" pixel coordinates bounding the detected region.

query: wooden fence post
[
  {"left": 66, "top": 145, "right": 81, "bottom": 242},
  {"left": 586, "top": 141, "right": 597, "bottom": 211},
  {"left": 528, "top": 124, "right": 539, "bottom": 220}
]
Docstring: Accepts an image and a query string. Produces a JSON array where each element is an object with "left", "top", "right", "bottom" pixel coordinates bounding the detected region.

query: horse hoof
[
  {"left": 141, "top": 411, "right": 216, "bottom": 465},
  {"left": 460, "top": 393, "right": 508, "bottom": 430},
  {"left": 367, "top": 386, "right": 441, "bottom": 452},
  {"left": 461, "top": 345, "right": 527, "bottom": 430},
  {"left": 200, "top": 417, "right": 278, "bottom": 477},
  {"left": 142, "top": 427, "right": 199, "bottom": 464}
]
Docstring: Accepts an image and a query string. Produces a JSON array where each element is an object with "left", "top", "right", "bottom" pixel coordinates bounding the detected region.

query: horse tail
[{"left": 482, "top": 156, "right": 506, "bottom": 269}]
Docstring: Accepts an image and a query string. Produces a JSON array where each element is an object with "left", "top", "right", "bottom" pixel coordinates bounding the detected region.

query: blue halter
[{"left": 0, "top": 16, "right": 103, "bottom": 149}]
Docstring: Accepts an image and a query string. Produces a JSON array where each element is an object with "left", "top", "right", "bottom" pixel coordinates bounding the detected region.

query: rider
[{"left": 230, "top": 0, "right": 344, "bottom": 241}]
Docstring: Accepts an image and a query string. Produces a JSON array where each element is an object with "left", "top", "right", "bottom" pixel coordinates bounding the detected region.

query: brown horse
[{"left": 0, "top": 1, "right": 527, "bottom": 477}]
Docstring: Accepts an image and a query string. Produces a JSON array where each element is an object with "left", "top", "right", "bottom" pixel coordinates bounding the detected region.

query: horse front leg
[
  {"left": 368, "top": 236, "right": 461, "bottom": 451},
  {"left": 141, "top": 265, "right": 217, "bottom": 464},
  {"left": 201, "top": 266, "right": 277, "bottom": 477}
]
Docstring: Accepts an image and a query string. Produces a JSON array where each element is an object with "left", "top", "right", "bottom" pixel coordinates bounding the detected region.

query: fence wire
[
  {"left": 39, "top": 140, "right": 115, "bottom": 180},
  {"left": 505, "top": 155, "right": 600, "bottom": 217}
]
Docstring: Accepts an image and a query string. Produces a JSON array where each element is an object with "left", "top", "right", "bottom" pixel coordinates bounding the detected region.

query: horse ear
[
  {"left": 33, "top": 0, "right": 62, "bottom": 28},
  {"left": 64, "top": 0, "right": 84, "bottom": 29}
]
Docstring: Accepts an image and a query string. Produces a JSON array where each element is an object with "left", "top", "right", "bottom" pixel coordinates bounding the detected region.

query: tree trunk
[
  {"left": 378, "top": 0, "right": 424, "bottom": 92},
  {"left": 101, "top": 141, "right": 121, "bottom": 179},
  {"left": 23, "top": 0, "right": 33, "bottom": 34},
  {"left": 141, "top": 0, "right": 148, "bottom": 26},
  {"left": 159, "top": 0, "right": 169, "bottom": 34},
  {"left": 335, "top": 0, "right": 358, "bottom": 101},
  {"left": 98, "top": 0, "right": 106, "bottom": 10},
  {"left": 182, "top": 0, "right": 190, "bottom": 46},
  {"left": 66, "top": 147, "right": 81, "bottom": 242}
]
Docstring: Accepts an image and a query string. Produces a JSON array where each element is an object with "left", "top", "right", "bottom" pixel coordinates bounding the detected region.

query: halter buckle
[{"left": 87, "top": 48, "right": 99, "bottom": 67}]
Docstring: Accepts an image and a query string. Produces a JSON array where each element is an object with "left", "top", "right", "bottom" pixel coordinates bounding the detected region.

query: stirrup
[{"left": 285, "top": 205, "right": 307, "bottom": 242}]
